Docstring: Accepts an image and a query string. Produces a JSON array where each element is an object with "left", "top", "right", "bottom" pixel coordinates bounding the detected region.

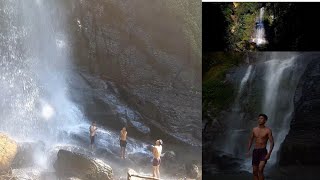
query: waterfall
[
  {"left": 239, "top": 65, "right": 253, "bottom": 95},
  {"left": 241, "top": 53, "right": 305, "bottom": 171},
  {"left": 0, "top": 0, "right": 153, "bottom": 171},
  {"left": 0, "top": 0, "right": 81, "bottom": 141},
  {"left": 251, "top": 7, "right": 267, "bottom": 46},
  {"left": 223, "top": 65, "right": 253, "bottom": 155},
  {"left": 261, "top": 57, "right": 296, "bottom": 166},
  {"left": 211, "top": 53, "right": 309, "bottom": 173}
]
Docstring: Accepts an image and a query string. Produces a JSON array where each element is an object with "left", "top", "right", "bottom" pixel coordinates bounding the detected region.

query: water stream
[{"left": 0, "top": 0, "right": 151, "bottom": 176}]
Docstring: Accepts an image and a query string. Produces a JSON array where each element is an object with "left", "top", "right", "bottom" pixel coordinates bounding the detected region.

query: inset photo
[
  {"left": 203, "top": 52, "right": 320, "bottom": 179},
  {"left": 203, "top": 2, "right": 320, "bottom": 51}
]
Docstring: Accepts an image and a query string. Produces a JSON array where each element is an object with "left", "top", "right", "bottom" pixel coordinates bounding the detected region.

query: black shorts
[
  {"left": 252, "top": 148, "right": 268, "bottom": 166},
  {"left": 153, "top": 158, "right": 161, "bottom": 166},
  {"left": 120, "top": 140, "right": 127, "bottom": 147},
  {"left": 90, "top": 136, "right": 95, "bottom": 144}
]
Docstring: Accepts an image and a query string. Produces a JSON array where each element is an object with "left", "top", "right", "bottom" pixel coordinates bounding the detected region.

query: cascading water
[
  {"left": 251, "top": 7, "right": 267, "bottom": 46},
  {"left": 223, "top": 65, "right": 253, "bottom": 155},
  {"left": 213, "top": 53, "right": 309, "bottom": 173},
  {"left": 241, "top": 55, "right": 302, "bottom": 171},
  {"left": 239, "top": 65, "right": 253, "bottom": 97},
  {"left": 261, "top": 57, "right": 297, "bottom": 166},
  {"left": 0, "top": 0, "right": 79, "bottom": 142},
  {"left": 0, "top": 0, "right": 151, "bottom": 175}
]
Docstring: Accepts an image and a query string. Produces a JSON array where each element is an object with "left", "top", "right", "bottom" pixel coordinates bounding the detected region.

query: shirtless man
[
  {"left": 152, "top": 139, "right": 163, "bottom": 179},
  {"left": 120, "top": 127, "right": 127, "bottom": 159},
  {"left": 246, "top": 114, "right": 274, "bottom": 180},
  {"left": 89, "top": 121, "right": 98, "bottom": 150}
]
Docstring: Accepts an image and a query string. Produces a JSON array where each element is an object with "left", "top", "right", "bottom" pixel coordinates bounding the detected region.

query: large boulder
[
  {"left": 161, "top": 151, "right": 181, "bottom": 174},
  {"left": 279, "top": 59, "right": 320, "bottom": 165},
  {"left": 54, "top": 149, "right": 113, "bottom": 180},
  {"left": 0, "top": 133, "right": 18, "bottom": 174},
  {"left": 185, "top": 163, "right": 200, "bottom": 179}
]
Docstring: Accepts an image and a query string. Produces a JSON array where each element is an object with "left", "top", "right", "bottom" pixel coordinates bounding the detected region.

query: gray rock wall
[{"left": 279, "top": 58, "right": 320, "bottom": 165}]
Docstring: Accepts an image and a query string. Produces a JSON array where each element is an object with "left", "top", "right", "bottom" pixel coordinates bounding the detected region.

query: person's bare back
[
  {"left": 153, "top": 145, "right": 162, "bottom": 159},
  {"left": 152, "top": 139, "right": 163, "bottom": 179},
  {"left": 120, "top": 129, "right": 127, "bottom": 141}
]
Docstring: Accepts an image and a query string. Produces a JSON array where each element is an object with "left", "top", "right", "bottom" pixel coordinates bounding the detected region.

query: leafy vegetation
[
  {"left": 203, "top": 53, "right": 244, "bottom": 116},
  {"left": 205, "top": 2, "right": 320, "bottom": 51},
  {"left": 219, "top": 2, "right": 264, "bottom": 51}
]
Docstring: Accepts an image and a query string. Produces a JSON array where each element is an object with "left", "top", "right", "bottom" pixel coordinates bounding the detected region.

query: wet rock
[
  {"left": 127, "top": 152, "right": 151, "bottom": 167},
  {"left": 185, "top": 163, "right": 199, "bottom": 179},
  {"left": 162, "top": 151, "right": 176, "bottom": 163},
  {"left": 161, "top": 150, "right": 186, "bottom": 176},
  {"left": 54, "top": 149, "right": 113, "bottom": 180},
  {"left": 0, "top": 133, "right": 18, "bottom": 174},
  {"left": 161, "top": 151, "right": 179, "bottom": 172},
  {"left": 66, "top": 0, "right": 201, "bottom": 147},
  {"left": 202, "top": 147, "right": 243, "bottom": 174},
  {"left": 127, "top": 168, "right": 155, "bottom": 180},
  {"left": 279, "top": 59, "right": 320, "bottom": 166}
]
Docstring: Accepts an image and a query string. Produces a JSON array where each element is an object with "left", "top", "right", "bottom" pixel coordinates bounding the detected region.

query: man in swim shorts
[
  {"left": 246, "top": 114, "right": 274, "bottom": 180},
  {"left": 120, "top": 127, "right": 127, "bottom": 159},
  {"left": 152, "top": 139, "right": 163, "bottom": 179},
  {"left": 89, "top": 121, "right": 98, "bottom": 150}
]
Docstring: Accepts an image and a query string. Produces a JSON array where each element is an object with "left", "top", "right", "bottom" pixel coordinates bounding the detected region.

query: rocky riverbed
[{"left": 0, "top": 132, "right": 201, "bottom": 180}]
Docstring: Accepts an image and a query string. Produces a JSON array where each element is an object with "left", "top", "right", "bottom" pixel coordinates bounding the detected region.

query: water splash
[{"left": 0, "top": 1, "right": 150, "bottom": 173}]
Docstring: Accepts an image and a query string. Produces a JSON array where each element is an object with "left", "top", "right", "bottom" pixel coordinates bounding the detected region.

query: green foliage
[
  {"left": 235, "top": 3, "right": 260, "bottom": 16},
  {"left": 220, "top": 2, "right": 265, "bottom": 51},
  {"left": 203, "top": 53, "right": 244, "bottom": 116},
  {"left": 203, "top": 52, "right": 243, "bottom": 79},
  {"left": 203, "top": 80, "right": 235, "bottom": 111}
]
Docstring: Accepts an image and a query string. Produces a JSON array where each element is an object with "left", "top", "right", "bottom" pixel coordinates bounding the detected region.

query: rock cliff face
[
  {"left": 62, "top": 0, "right": 201, "bottom": 146},
  {"left": 279, "top": 59, "right": 320, "bottom": 165}
]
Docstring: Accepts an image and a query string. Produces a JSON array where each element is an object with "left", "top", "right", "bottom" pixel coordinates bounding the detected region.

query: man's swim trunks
[
  {"left": 153, "top": 158, "right": 161, "bottom": 166},
  {"left": 90, "top": 135, "right": 95, "bottom": 144},
  {"left": 252, "top": 148, "right": 268, "bottom": 166},
  {"left": 120, "top": 140, "right": 127, "bottom": 147}
]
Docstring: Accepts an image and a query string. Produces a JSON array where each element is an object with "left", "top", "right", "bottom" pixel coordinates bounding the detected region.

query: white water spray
[
  {"left": 242, "top": 55, "right": 299, "bottom": 171},
  {"left": 0, "top": 2, "right": 153, "bottom": 176},
  {"left": 262, "top": 57, "right": 296, "bottom": 166},
  {"left": 251, "top": 7, "right": 267, "bottom": 46},
  {"left": 223, "top": 65, "right": 253, "bottom": 155}
]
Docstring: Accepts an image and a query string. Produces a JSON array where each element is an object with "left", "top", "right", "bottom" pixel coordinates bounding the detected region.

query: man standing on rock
[
  {"left": 89, "top": 121, "right": 98, "bottom": 150},
  {"left": 120, "top": 127, "right": 127, "bottom": 159},
  {"left": 152, "top": 139, "right": 163, "bottom": 179},
  {"left": 246, "top": 114, "right": 274, "bottom": 180}
]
